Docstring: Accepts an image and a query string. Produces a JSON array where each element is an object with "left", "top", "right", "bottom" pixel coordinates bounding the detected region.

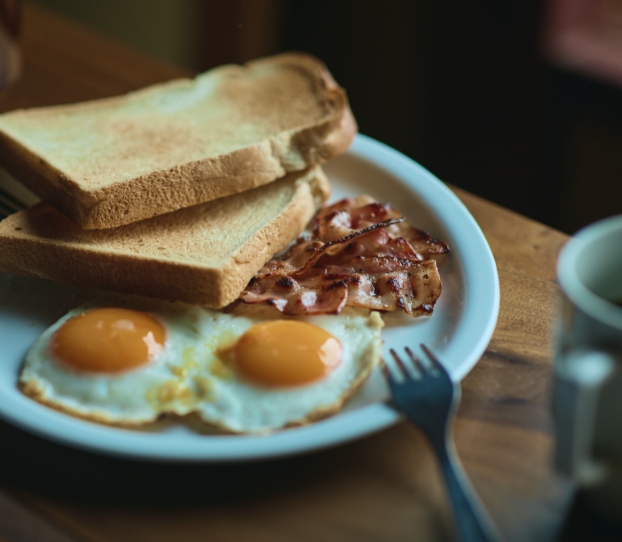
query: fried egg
[
  {"left": 20, "top": 299, "right": 383, "bottom": 432},
  {"left": 196, "top": 309, "right": 383, "bottom": 433},
  {"left": 20, "top": 300, "right": 211, "bottom": 424}
]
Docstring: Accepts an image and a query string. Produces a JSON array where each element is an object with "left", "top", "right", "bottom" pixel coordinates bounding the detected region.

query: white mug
[{"left": 553, "top": 214, "right": 622, "bottom": 518}]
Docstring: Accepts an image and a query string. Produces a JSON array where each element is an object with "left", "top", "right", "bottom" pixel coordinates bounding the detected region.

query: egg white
[{"left": 20, "top": 300, "right": 384, "bottom": 432}]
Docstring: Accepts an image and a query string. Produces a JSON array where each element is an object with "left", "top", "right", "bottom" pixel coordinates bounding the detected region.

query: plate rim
[{"left": 0, "top": 134, "right": 500, "bottom": 462}]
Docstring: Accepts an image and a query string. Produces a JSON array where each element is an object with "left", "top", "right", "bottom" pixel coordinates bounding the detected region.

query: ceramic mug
[{"left": 553, "top": 214, "right": 622, "bottom": 517}]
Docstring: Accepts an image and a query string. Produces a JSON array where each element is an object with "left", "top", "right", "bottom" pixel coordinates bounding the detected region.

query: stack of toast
[{"left": 0, "top": 53, "right": 357, "bottom": 306}]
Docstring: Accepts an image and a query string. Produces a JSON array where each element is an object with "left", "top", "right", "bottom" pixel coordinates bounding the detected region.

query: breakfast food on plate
[
  {"left": 15, "top": 194, "right": 447, "bottom": 433},
  {"left": 0, "top": 49, "right": 449, "bottom": 434},
  {"left": 21, "top": 298, "right": 383, "bottom": 433},
  {"left": 0, "top": 167, "right": 330, "bottom": 308},
  {"left": 0, "top": 52, "right": 356, "bottom": 229},
  {"left": 238, "top": 195, "right": 449, "bottom": 316}
]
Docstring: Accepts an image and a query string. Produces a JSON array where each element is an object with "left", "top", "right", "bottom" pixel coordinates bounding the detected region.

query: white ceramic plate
[{"left": 0, "top": 135, "right": 499, "bottom": 462}]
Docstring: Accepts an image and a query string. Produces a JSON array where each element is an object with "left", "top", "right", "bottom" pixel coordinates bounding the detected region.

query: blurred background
[{"left": 32, "top": 0, "right": 622, "bottom": 234}]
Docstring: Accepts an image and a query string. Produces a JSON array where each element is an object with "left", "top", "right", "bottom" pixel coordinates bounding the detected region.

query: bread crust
[
  {"left": 0, "top": 167, "right": 331, "bottom": 307},
  {"left": 0, "top": 52, "right": 355, "bottom": 229}
]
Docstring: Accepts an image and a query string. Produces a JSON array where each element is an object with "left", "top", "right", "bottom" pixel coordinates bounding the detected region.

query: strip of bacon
[{"left": 237, "top": 196, "right": 449, "bottom": 316}]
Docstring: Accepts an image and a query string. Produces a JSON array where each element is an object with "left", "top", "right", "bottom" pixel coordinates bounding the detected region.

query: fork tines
[
  {"left": 387, "top": 347, "right": 423, "bottom": 380},
  {"left": 420, "top": 344, "right": 445, "bottom": 373},
  {"left": 383, "top": 344, "right": 447, "bottom": 382}
]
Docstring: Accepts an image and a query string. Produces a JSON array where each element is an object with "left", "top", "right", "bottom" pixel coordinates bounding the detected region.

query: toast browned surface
[
  {"left": 0, "top": 167, "right": 330, "bottom": 307},
  {"left": 0, "top": 52, "right": 355, "bottom": 229}
]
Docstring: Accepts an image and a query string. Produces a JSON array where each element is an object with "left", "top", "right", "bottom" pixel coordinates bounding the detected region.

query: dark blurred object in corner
[
  {"left": 542, "top": 0, "right": 622, "bottom": 232},
  {"left": 542, "top": 0, "right": 622, "bottom": 88},
  {"left": 556, "top": 489, "right": 622, "bottom": 542},
  {"left": 0, "top": 0, "right": 20, "bottom": 90}
]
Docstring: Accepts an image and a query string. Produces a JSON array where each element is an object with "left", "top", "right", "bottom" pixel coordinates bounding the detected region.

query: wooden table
[{"left": 0, "top": 4, "right": 583, "bottom": 542}]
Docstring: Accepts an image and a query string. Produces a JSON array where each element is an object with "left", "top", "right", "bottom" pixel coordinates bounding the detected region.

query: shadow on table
[{"left": 0, "top": 420, "right": 352, "bottom": 508}]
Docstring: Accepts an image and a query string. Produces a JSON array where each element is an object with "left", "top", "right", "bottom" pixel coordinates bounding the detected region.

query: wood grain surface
[{"left": 0, "top": 3, "right": 579, "bottom": 542}]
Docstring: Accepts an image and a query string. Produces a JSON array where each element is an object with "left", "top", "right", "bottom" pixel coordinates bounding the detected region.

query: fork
[{"left": 383, "top": 345, "right": 502, "bottom": 542}]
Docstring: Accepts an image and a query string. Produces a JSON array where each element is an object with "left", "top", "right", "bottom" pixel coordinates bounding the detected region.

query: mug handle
[{"left": 553, "top": 350, "right": 616, "bottom": 485}]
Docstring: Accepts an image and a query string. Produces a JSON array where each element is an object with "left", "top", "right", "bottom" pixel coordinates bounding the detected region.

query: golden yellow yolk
[
  {"left": 233, "top": 320, "right": 342, "bottom": 387},
  {"left": 51, "top": 308, "right": 166, "bottom": 373}
]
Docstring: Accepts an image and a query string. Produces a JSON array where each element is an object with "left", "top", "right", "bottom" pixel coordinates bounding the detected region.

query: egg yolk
[
  {"left": 51, "top": 308, "right": 166, "bottom": 373},
  {"left": 233, "top": 320, "right": 342, "bottom": 387}
]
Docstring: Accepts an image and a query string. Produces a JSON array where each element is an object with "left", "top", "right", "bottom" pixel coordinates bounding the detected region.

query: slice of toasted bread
[
  {"left": 0, "top": 166, "right": 330, "bottom": 307},
  {"left": 0, "top": 52, "right": 355, "bottom": 230}
]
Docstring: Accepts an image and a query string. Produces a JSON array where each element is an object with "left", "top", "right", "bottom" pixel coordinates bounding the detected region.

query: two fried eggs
[{"left": 20, "top": 299, "right": 383, "bottom": 433}]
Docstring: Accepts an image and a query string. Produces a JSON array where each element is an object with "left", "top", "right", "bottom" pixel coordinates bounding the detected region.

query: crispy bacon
[{"left": 237, "top": 196, "right": 449, "bottom": 316}]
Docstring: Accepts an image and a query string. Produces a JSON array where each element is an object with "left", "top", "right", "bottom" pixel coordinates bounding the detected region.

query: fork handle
[{"left": 434, "top": 437, "right": 502, "bottom": 542}]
